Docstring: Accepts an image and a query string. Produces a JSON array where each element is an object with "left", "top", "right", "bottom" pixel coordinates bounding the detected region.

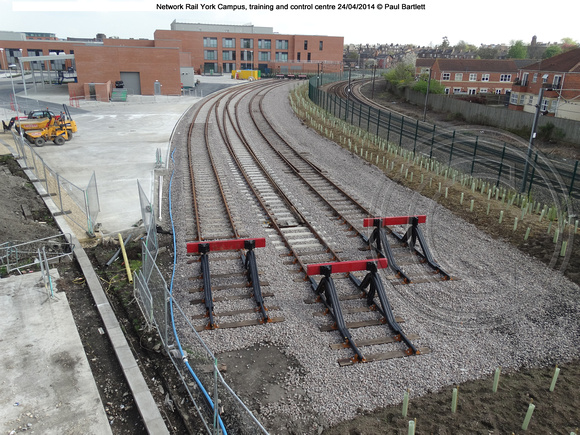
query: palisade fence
[
  {"left": 10, "top": 130, "right": 100, "bottom": 238},
  {"left": 133, "top": 181, "right": 268, "bottom": 435},
  {"left": 308, "top": 73, "right": 579, "bottom": 209}
]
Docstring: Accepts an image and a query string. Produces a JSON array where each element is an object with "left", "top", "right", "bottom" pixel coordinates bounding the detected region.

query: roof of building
[
  {"left": 433, "top": 58, "right": 518, "bottom": 72},
  {"left": 521, "top": 48, "right": 580, "bottom": 72}
]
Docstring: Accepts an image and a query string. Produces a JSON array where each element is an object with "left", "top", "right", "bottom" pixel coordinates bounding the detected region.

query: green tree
[
  {"left": 507, "top": 40, "right": 527, "bottom": 59},
  {"left": 412, "top": 75, "right": 445, "bottom": 94},
  {"left": 440, "top": 36, "right": 450, "bottom": 49},
  {"left": 477, "top": 47, "right": 499, "bottom": 59},
  {"left": 543, "top": 45, "right": 563, "bottom": 59},
  {"left": 561, "top": 37, "right": 579, "bottom": 51},
  {"left": 384, "top": 61, "right": 414, "bottom": 88}
]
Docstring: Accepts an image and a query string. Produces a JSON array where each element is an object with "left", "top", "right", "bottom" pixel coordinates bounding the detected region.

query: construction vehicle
[
  {"left": 21, "top": 115, "right": 70, "bottom": 146},
  {"left": 6, "top": 104, "right": 77, "bottom": 143}
]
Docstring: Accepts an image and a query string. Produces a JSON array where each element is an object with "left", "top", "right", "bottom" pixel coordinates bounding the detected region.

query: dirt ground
[{"left": 2, "top": 79, "right": 580, "bottom": 435}]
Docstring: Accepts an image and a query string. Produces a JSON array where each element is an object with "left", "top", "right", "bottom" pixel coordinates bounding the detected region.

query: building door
[{"left": 120, "top": 72, "right": 141, "bottom": 95}]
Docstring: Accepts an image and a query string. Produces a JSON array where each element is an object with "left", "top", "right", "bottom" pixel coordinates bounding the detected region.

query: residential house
[
  {"left": 416, "top": 58, "right": 520, "bottom": 95},
  {"left": 508, "top": 48, "right": 580, "bottom": 121}
]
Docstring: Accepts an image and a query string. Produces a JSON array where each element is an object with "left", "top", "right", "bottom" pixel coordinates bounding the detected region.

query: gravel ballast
[{"left": 165, "top": 81, "right": 580, "bottom": 432}]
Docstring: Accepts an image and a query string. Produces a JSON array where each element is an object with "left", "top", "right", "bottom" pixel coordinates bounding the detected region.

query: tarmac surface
[
  {"left": 0, "top": 74, "right": 240, "bottom": 237},
  {"left": 0, "top": 75, "right": 243, "bottom": 434}
]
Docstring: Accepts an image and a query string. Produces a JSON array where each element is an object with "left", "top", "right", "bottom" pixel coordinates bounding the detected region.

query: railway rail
[
  {"left": 176, "top": 79, "right": 452, "bottom": 369},
  {"left": 324, "top": 78, "right": 579, "bottom": 203}
]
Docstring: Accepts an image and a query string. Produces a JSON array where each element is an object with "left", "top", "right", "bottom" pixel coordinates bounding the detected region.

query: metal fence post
[
  {"left": 56, "top": 173, "right": 64, "bottom": 213},
  {"left": 367, "top": 105, "right": 371, "bottom": 132},
  {"left": 413, "top": 119, "right": 419, "bottom": 154},
  {"left": 569, "top": 160, "right": 578, "bottom": 196},
  {"left": 527, "top": 152, "right": 539, "bottom": 196},
  {"left": 496, "top": 142, "right": 507, "bottom": 187},
  {"left": 376, "top": 110, "right": 381, "bottom": 137},
  {"left": 448, "top": 131, "right": 456, "bottom": 166},
  {"left": 358, "top": 104, "right": 362, "bottom": 128},
  {"left": 470, "top": 136, "right": 478, "bottom": 175},
  {"left": 386, "top": 111, "right": 392, "bottom": 143},
  {"left": 399, "top": 116, "right": 404, "bottom": 148},
  {"left": 430, "top": 125, "right": 436, "bottom": 159}
]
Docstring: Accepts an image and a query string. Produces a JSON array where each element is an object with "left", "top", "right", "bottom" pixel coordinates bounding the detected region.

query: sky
[{"left": 1, "top": 0, "right": 579, "bottom": 47}]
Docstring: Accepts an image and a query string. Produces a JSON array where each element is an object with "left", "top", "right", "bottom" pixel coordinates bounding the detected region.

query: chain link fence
[
  {"left": 10, "top": 130, "right": 100, "bottom": 238},
  {"left": 133, "top": 182, "right": 268, "bottom": 435},
  {"left": 308, "top": 74, "right": 579, "bottom": 209}
]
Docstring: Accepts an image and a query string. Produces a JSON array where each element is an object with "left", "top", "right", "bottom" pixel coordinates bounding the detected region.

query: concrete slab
[
  {"left": 0, "top": 75, "right": 242, "bottom": 237},
  {"left": 0, "top": 269, "right": 112, "bottom": 435}
]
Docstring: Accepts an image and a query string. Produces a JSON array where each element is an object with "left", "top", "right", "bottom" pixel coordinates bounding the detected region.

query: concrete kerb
[{"left": 13, "top": 155, "right": 170, "bottom": 435}]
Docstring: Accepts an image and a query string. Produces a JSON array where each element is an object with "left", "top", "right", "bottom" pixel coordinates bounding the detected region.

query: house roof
[
  {"left": 433, "top": 59, "right": 518, "bottom": 72},
  {"left": 416, "top": 58, "right": 435, "bottom": 67},
  {"left": 522, "top": 48, "right": 580, "bottom": 72}
]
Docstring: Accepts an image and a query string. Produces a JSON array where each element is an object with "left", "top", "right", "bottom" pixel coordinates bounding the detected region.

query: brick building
[
  {"left": 154, "top": 21, "right": 344, "bottom": 75},
  {"left": 416, "top": 58, "right": 521, "bottom": 95},
  {"left": 0, "top": 23, "right": 344, "bottom": 99},
  {"left": 508, "top": 48, "right": 580, "bottom": 121}
]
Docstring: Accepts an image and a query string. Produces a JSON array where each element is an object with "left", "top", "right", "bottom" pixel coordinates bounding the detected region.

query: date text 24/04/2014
[{"left": 335, "top": 3, "right": 426, "bottom": 10}]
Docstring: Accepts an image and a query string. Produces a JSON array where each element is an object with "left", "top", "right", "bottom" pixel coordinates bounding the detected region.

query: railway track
[
  {"left": 326, "top": 78, "right": 579, "bottom": 202},
  {"left": 174, "top": 79, "right": 453, "bottom": 367}
]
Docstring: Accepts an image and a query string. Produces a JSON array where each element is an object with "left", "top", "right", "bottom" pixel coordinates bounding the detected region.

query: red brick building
[
  {"left": 417, "top": 59, "right": 520, "bottom": 95},
  {"left": 509, "top": 48, "right": 580, "bottom": 121},
  {"left": 154, "top": 22, "right": 344, "bottom": 75},
  {"left": 0, "top": 23, "right": 344, "bottom": 99}
]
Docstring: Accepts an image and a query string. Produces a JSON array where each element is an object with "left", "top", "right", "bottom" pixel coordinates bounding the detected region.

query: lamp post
[
  {"left": 520, "top": 85, "right": 546, "bottom": 193},
  {"left": 8, "top": 64, "right": 20, "bottom": 115}
]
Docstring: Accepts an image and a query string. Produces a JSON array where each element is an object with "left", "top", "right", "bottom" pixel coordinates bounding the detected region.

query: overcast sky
[{"left": 2, "top": 0, "right": 579, "bottom": 47}]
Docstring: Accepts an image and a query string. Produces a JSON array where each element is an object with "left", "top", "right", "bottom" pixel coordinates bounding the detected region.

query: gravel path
[{"left": 167, "top": 81, "right": 580, "bottom": 432}]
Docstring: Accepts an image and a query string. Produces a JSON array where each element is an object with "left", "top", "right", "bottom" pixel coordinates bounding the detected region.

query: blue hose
[{"left": 167, "top": 146, "right": 227, "bottom": 434}]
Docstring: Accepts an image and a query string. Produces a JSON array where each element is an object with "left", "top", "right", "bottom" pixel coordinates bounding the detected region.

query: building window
[
  {"left": 222, "top": 38, "right": 235, "bottom": 48},
  {"left": 240, "top": 50, "right": 253, "bottom": 61},
  {"left": 541, "top": 98, "right": 548, "bottom": 111},
  {"left": 275, "top": 52, "right": 288, "bottom": 61},
  {"left": 453, "top": 88, "right": 462, "bottom": 94},
  {"left": 203, "top": 37, "right": 217, "bottom": 48},
  {"left": 495, "top": 89, "right": 502, "bottom": 94},
  {"left": 481, "top": 74, "right": 490, "bottom": 82},
  {"left": 455, "top": 73, "right": 463, "bottom": 81},
  {"left": 297, "top": 52, "right": 301, "bottom": 61},
  {"left": 550, "top": 101, "right": 557, "bottom": 113},
  {"left": 521, "top": 72, "right": 529, "bottom": 86},
  {"left": 204, "top": 62, "right": 218, "bottom": 74},
  {"left": 223, "top": 63, "right": 235, "bottom": 73},
  {"left": 532, "top": 73, "right": 538, "bottom": 83},
  {"left": 240, "top": 38, "right": 253, "bottom": 49},
  {"left": 519, "top": 94, "right": 525, "bottom": 104},
  {"left": 469, "top": 73, "right": 477, "bottom": 81},
  {"left": 444, "top": 88, "right": 450, "bottom": 95},
  {"left": 510, "top": 92, "right": 518, "bottom": 104},
  {"left": 528, "top": 95, "right": 534, "bottom": 105},
  {"left": 319, "top": 41, "right": 323, "bottom": 50},
  {"left": 468, "top": 88, "right": 477, "bottom": 95},
  {"left": 204, "top": 50, "right": 217, "bottom": 60},
  {"left": 500, "top": 74, "right": 512, "bottom": 82},
  {"left": 542, "top": 74, "right": 549, "bottom": 83},
  {"left": 304, "top": 40, "right": 308, "bottom": 50},
  {"left": 480, "top": 88, "right": 488, "bottom": 93},
  {"left": 258, "top": 39, "right": 271, "bottom": 49},
  {"left": 307, "top": 53, "right": 311, "bottom": 61},
  {"left": 276, "top": 40, "right": 289, "bottom": 50},
  {"left": 222, "top": 51, "right": 236, "bottom": 61},
  {"left": 442, "top": 73, "right": 450, "bottom": 80},
  {"left": 553, "top": 75, "right": 562, "bottom": 88},
  {"left": 258, "top": 51, "right": 270, "bottom": 61}
]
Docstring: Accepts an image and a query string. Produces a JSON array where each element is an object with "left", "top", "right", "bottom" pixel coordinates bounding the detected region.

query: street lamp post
[{"left": 8, "top": 64, "right": 20, "bottom": 115}]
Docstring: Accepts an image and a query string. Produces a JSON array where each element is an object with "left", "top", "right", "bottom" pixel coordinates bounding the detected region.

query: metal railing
[
  {"left": 11, "top": 130, "right": 100, "bottom": 238},
  {"left": 308, "top": 74, "right": 579, "bottom": 208},
  {"left": 133, "top": 181, "right": 268, "bottom": 435}
]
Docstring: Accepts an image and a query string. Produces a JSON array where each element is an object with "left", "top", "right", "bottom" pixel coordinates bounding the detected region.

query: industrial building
[{"left": 0, "top": 23, "right": 344, "bottom": 101}]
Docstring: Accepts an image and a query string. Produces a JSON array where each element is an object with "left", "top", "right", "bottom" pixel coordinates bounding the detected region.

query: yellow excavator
[{"left": 4, "top": 104, "right": 77, "bottom": 146}]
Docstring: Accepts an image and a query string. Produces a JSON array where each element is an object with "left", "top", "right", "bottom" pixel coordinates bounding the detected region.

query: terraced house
[
  {"left": 509, "top": 48, "right": 580, "bottom": 121},
  {"left": 416, "top": 58, "right": 523, "bottom": 95}
]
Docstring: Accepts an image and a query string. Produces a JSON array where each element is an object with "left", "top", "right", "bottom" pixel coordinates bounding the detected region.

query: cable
[{"left": 167, "top": 145, "right": 228, "bottom": 435}]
